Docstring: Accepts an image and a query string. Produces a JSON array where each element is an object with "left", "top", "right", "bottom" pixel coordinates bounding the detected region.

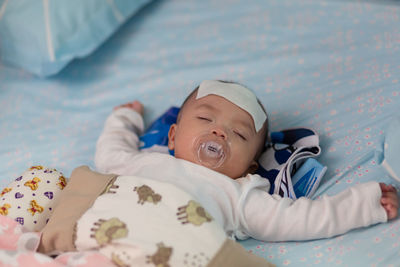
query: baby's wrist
[{"left": 114, "top": 101, "right": 144, "bottom": 116}]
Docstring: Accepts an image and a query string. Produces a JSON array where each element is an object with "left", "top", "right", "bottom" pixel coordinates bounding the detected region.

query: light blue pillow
[{"left": 0, "top": 0, "right": 152, "bottom": 77}]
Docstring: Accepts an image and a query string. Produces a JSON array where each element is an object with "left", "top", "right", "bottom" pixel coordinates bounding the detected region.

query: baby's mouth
[
  {"left": 196, "top": 140, "right": 227, "bottom": 169},
  {"left": 202, "top": 141, "right": 223, "bottom": 157}
]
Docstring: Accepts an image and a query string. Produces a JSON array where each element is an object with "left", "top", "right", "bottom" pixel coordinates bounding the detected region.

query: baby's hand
[
  {"left": 380, "top": 183, "right": 399, "bottom": 220},
  {"left": 114, "top": 100, "right": 144, "bottom": 116}
]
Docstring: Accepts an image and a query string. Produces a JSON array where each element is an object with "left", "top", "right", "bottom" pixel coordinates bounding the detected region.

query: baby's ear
[
  {"left": 168, "top": 124, "right": 177, "bottom": 150},
  {"left": 246, "top": 161, "right": 259, "bottom": 175}
]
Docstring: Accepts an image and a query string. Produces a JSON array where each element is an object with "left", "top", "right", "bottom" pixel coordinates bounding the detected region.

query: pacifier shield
[{"left": 195, "top": 136, "right": 230, "bottom": 169}]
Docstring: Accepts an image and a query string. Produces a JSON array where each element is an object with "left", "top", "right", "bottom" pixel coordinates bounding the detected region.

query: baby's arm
[
  {"left": 240, "top": 181, "right": 392, "bottom": 242},
  {"left": 95, "top": 101, "right": 145, "bottom": 174}
]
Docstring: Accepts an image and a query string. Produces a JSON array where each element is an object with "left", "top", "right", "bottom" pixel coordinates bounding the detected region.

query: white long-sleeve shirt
[{"left": 95, "top": 108, "right": 387, "bottom": 242}]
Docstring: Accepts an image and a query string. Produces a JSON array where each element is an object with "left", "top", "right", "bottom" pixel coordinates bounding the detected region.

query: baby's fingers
[
  {"left": 386, "top": 204, "right": 398, "bottom": 220},
  {"left": 114, "top": 101, "right": 144, "bottom": 115},
  {"left": 381, "top": 192, "right": 399, "bottom": 220},
  {"left": 380, "top": 183, "right": 397, "bottom": 193},
  {"left": 381, "top": 193, "right": 399, "bottom": 207}
]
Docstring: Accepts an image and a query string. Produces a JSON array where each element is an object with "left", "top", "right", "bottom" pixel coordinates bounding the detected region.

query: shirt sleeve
[
  {"left": 237, "top": 179, "right": 387, "bottom": 241},
  {"left": 94, "top": 108, "right": 145, "bottom": 174}
]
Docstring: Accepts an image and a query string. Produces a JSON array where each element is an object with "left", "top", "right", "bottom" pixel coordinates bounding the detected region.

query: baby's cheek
[
  {"left": 229, "top": 155, "right": 250, "bottom": 173},
  {"left": 235, "top": 144, "right": 255, "bottom": 162}
]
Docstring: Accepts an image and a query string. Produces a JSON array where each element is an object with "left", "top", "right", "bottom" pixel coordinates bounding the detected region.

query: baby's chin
[
  {"left": 176, "top": 154, "right": 240, "bottom": 179},
  {"left": 196, "top": 160, "right": 240, "bottom": 179}
]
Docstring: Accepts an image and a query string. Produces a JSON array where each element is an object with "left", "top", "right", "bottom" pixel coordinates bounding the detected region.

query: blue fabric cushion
[{"left": 0, "top": 0, "right": 152, "bottom": 77}]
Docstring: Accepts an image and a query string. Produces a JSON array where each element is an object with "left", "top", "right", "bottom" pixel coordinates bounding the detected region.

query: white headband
[{"left": 196, "top": 80, "right": 267, "bottom": 132}]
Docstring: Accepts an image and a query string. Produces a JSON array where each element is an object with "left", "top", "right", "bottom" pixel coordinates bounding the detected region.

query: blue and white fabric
[
  {"left": 139, "top": 107, "right": 179, "bottom": 154},
  {"left": 258, "top": 128, "right": 327, "bottom": 199}
]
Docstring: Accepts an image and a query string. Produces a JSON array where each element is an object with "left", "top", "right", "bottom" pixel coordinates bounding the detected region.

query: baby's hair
[{"left": 178, "top": 80, "right": 269, "bottom": 159}]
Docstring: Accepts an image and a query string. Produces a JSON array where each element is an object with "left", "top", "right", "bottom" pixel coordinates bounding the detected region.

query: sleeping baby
[{"left": 1, "top": 80, "right": 399, "bottom": 267}]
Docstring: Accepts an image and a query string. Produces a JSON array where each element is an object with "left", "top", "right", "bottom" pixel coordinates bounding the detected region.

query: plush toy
[{"left": 0, "top": 166, "right": 67, "bottom": 231}]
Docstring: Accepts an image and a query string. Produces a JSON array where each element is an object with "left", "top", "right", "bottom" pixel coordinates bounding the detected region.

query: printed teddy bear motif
[
  {"left": 177, "top": 200, "right": 213, "bottom": 226},
  {"left": 24, "top": 177, "right": 41, "bottom": 190},
  {"left": 0, "top": 203, "right": 11, "bottom": 215},
  {"left": 57, "top": 175, "right": 67, "bottom": 190},
  {"left": 146, "top": 242, "right": 173, "bottom": 267},
  {"left": 1, "top": 187, "right": 12, "bottom": 196},
  {"left": 133, "top": 185, "right": 162, "bottom": 205},
  {"left": 29, "top": 166, "right": 43, "bottom": 171},
  {"left": 111, "top": 252, "right": 130, "bottom": 267},
  {"left": 90, "top": 218, "right": 128, "bottom": 246},
  {"left": 43, "top": 167, "right": 57, "bottom": 173},
  {"left": 27, "top": 200, "right": 44, "bottom": 216},
  {"left": 183, "top": 251, "right": 210, "bottom": 267}
]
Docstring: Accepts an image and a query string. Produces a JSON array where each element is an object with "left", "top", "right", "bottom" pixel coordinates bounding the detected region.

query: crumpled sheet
[{"left": 0, "top": 215, "right": 114, "bottom": 267}]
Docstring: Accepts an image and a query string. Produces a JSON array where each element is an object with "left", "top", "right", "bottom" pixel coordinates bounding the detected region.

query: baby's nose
[{"left": 212, "top": 128, "right": 227, "bottom": 139}]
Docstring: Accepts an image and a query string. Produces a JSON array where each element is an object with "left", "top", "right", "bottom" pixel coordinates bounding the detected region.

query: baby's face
[{"left": 168, "top": 94, "right": 266, "bottom": 179}]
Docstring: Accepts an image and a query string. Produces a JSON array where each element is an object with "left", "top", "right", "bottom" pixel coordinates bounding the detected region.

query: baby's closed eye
[
  {"left": 197, "top": 116, "right": 212, "bottom": 122},
  {"left": 234, "top": 131, "right": 247, "bottom": 141}
]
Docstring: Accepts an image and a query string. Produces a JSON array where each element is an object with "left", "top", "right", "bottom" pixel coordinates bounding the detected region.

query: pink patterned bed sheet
[{"left": 0, "top": 215, "right": 113, "bottom": 267}]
